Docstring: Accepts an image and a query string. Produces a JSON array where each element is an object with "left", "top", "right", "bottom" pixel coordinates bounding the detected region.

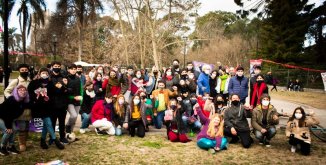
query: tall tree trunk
[
  {"left": 137, "top": 11, "right": 143, "bottom": 68},
  {"left": 78, "top": 25, "right": 83, "bottom": 61}
]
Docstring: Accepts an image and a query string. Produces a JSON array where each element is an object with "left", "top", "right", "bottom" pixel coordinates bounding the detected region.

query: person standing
[
  {"left": 198, "top": 64, "right": 211, "bottom": 96},
  {"left": 249, "top": 65, "right": 261, "bottom": 102},
  {"left": 250, "top": 74, "right": 268, "bottom": 109},
  {"left": 65, "top": 64, "right": 83, "bottom": 134},
  {"left": 0, "top": 66, "right": 4, "bottom": 83},
  {"left": 228, "top": 66, "right": 249, "bottom": 104}
]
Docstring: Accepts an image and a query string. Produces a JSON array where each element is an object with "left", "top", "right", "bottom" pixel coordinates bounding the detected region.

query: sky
[{"left": 3, "top": 0, "right": 324, "bottom": 45}]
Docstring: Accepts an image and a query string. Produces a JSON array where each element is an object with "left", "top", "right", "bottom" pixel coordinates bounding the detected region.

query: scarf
[
  {"left": 109, "top": 77, "right": 119, "bottom": 86},
  {"left": 250, "top": 82, "right": 267, "bottom": 107}
]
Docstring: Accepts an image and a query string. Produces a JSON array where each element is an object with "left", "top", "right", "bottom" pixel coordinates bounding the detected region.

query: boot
[
  {"left": 54, "top": 139, "right": 65, "bottom": 150},
  {"left": 40, "top": 138, "right": 48, "bottom": 149},
  {"left": 18, "top": 131, "right": 27, "bottom": 152}
]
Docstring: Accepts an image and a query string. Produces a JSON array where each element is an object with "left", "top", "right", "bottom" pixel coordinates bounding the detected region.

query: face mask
[
  {"left": 173, "top": 64, "right": 179, "bottom": 69},
  {"left": 237, "top": 72, "right": 244, "bottom": 77},
  {"left": 98, "top": 70, "right": 103, "bottom": 74},
  {"left": 140, "top": 95, "right": 146, "bottom": 100},
  {"left": 128, "top": 71, "right": 134, "bottom": 75},
  {"left": 133, "top": 99, "right": 140, "bottom": 105},
  {"left": 158, "top": 86, "right": 164, "bottom": 90},
  {"left": 187, "top": 66, "right": 193, "bottom": 70},
  {"left": 211, "top": 73, "right": 216, "bottom": 78},
  {"left": 166, "top": 72, "right": 172, "bottom": 76},
  {"left": 254, "top": 70, "right": 261, "bottom": 75},
  {"left": 40, "top": 74, "right": 48, "bottom": 79},
  {"left": 153, "top": 71, "right": 158, "bottom": 75},
  {"left": 118, "top": 99, "right": 124, "bottom": 105},
  {"left": 105, "top": 98, "right": 112, "bottom": 104},
  {"left": 262, "top": 100, "right": 270, "bottom": 106},
  {"left": 20, "top": 72, "right": 29, "bottom": 79},
  {"left": 295, "top": 113, "right": 302, "bottom": 119},
  {"left": 188, "top": 75, "right": 194, "bottom": 79},
  {"left": 113, "top": 68, "right": 118, "bottom": 72},
  {"left": 231, "top": 100, "right": 240, "bottom": 106},
  {"left": 77, "top": 71, "right": 82, "bottom": 75},
  {"left": 170, "top": 105, "right": 177, "bottom": 110},
  {"left": 190, "top": 99, "right": 197, "bottom": 104},
  {"left": 97, "top": 77, "right": 102, "bottom": 81},
  {"left": 204, "top": 70, "right": 210, "bottom": 75},
  {"left": 257, "top": 80, "right": 263, "bottom": 84},
  {"left": 180, "top": 81, "right": 185, "bottom": 86},
  {"left": 53, "top": 68, "right": 61, "bottom": 73},
  {"left": 216, "top": 100, "right": 224, "bottom": 105},
  {"left": 136, "top": 74, "right": 141, "bottom": 78}
]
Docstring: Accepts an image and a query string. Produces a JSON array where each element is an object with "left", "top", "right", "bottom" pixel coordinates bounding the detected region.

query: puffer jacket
[
  {"left": 251, "top": 105, "right": 279, "bottom": 131},
  {"left": 197, "top": 72, "right": 210, "bottom": 95},
  {"left": 228, "top": 76, "right": 249, "bottom": 102}
]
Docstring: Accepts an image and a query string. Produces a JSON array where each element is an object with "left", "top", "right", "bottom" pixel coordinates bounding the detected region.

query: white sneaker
[
  {"left": 85, "top": 128, "right": 91, "bottom": 132},
  {"left": 79, "top": 129, "right": 86, "bottom": 134},
  {"left": 291, "top": 146, "right": 296, "bottom": 153}
]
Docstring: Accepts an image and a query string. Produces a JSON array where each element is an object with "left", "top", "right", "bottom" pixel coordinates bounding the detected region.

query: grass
[
  {"left": 270, "top": 90, "right": 326, "bottom": 109},
  {"left": 1, "top": 129, "right": 326, "bottom": 165}
]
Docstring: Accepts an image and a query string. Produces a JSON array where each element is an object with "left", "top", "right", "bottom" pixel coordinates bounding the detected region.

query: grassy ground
[
  {"left": 270, "top": 90, "right": 326, "bottom": 109},
  {"left": 1, "top": 129, "right": 325, "bottom": 165}
]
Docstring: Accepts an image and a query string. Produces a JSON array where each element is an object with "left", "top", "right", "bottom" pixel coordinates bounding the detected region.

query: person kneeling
[
  {"left": 286, "top": 107, "right": 319, "bottom": 155},
  {"left": 251, "top": 94, "right": 279, "bottom": 147},
  {"left": 91, "top": 94, "right": 115, "bottom": 135},
  {"left": 194, "top": 104, "right": 227, "bottom": 154}
]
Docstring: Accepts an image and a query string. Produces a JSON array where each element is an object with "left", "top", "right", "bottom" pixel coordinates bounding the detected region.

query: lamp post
[
  {"left": 52, "top": 34, "right": 57, "bottom": 60},
  {"left": 182, "top": 36, "right": 187, "bottom": 68}
]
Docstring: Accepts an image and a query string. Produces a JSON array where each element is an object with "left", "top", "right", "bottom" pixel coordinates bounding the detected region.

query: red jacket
[
  {"left": 91, "top": 100, "right": 113, "bottom": 123},
  {"left": 102, "top": 78, "right": 121, "bottom": 96}
]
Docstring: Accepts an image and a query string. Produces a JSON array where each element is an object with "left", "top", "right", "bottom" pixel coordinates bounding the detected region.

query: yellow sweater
[{"left": 132, "top": 106, "right": 141, "bottom": 119}]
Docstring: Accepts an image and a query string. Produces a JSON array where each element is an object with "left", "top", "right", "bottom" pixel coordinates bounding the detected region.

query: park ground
[{"left": 0, "top": 82, "right": 326, "bottom": 164}]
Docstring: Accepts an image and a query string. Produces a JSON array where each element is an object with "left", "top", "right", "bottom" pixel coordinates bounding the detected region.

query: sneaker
[
  {"left": 7, "top": 146, "right": 20, "bottom": 155},
  {"left": 79, "top": 129, "right": 86, "bottom": 134},
  {"left": 54, "top": 139, "right": 65, "bottom": 150},
  {"left": 40, "top": 139, "right": 48, "bottom": 149},
  {"left": 84, "top": 128, "right": 91, "bottom": 132},
  {"left": 265, "top": 141, "right": 271, "bottom": 147},
  {"left": 95, "top": 128, "right": 105, "bottom": 135},
  {"left": 60, "top": 138, "right": 69, "bottom": 144},
  {"left": 208, "top": 148, "right": 216, "bottom": 154},
  {"left": 259, "top": 140, "right": 264, "bottom": 145},
  {"left": 0, "top": 146, "right": 9, "bottom": 156},
  {"left": 291, "top": 146, "right": 296, "bottom": 153}
]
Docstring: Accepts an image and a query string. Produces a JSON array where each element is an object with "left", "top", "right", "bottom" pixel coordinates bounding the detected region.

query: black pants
[
  {"left": 51, "top": 108, "right": 67, "bottom": 139},
  {"left": 224, "top": 127, "right": 252, "bottom": 148},
  {"left": 271, "top": 85, "right": 277, "bottom": 91},
  {"left": 289, "top": 136, "right": 310, "bottom": 155},
  {"left": 129, "top": 120, "right": 145, "bottom": 138}
]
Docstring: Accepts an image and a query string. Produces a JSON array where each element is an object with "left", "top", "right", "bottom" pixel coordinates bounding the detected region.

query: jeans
[
  {"left": 197, "top": 137, "right": 228, "bottom": 150},
  {"left": 15, "top": 120, "right": 29, "bottom": 132},
  {"left": 41, "top": 117, "right": 56, "bottom": 140},
  {"left": 66, "top": 104, "right": 81, "bottom": 133},
  {"left": 154, "top": 111, "right": 165, "bottom": 129},
  {"left": 0, "top": 119, "right": 16, "bottom": 146},
  {"left": 115, "top": 126, "right": 122, "bottom": 136},
  {"left": 80, "top": 113, "right": 91, "bottom": 129},
  {"left": 254, "top": 127, "right": 276, "bottom": 141},
  {"left": 181, "top": 116, "right": 202, "bottom": 131}
]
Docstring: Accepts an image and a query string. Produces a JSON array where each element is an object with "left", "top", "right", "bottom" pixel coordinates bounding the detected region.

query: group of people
[{"left": 0, "top": 59, "right": 319, "bottom": 156}]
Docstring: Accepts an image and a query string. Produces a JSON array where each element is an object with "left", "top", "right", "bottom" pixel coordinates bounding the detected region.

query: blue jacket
[
  {"left": 228, "top": 76, "right": 249, "bottom": 101},
  {"left": 197, "top": 72, "right": 210, "bottom": 95}
]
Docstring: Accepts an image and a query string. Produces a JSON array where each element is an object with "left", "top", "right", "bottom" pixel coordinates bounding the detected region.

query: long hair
[
  {"left": 12, "top": 85, "right": 30, "bottom": 103},
  {"left": 114, "top": 94, "right": 126, "bottom": 117},
  {"left": 289, "top": 107, "right": 306, "bottom": 127},
  {"left": 207, "top": 113, "right": 224, "bottom": 138},
  {"left": 130, "top": 95, "right": 141, "bottom": 113}
]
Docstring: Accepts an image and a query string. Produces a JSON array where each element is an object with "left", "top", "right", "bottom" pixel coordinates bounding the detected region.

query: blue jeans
[
  {"left": 181, "top": 116, "right": 202, "bottom": 131},
  {"left": 197, "top": 137, "right": 228, "bottom": 150},
  {"left": 41, "top": 117, "right": 56, "bottom": 140},
  {"left": 0, "top": 119, "right": 16, "bottom": 146},
  {"left": 254, "top": 127, "right": 276, "bottom": 141},
  {"left": 15, "top": 120, "right": 29, "bottom": 132},
  {"left": 80, "top": 113, "right": 91, "bottom": 129},
  {"left": 154, "top": 111, "right": 165, "bottom": 129}
]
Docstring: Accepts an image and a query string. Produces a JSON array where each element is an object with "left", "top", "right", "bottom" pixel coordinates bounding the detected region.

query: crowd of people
[{"left": 0, "top": 59, "right": 320, "bottom": 156}]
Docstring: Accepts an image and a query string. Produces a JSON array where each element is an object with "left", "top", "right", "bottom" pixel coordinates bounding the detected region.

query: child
[
  {"left": 113, "top": 95, "right": 129, "bottom": 136},
  {"left": 286, "top": 107, "right": 319, "bottom": 155},
  {"left": 195, "top": 104, "right": 227, "bottom": 154},
  {"left": 79, "top": 82, "right": 95, "bottom": 134}
]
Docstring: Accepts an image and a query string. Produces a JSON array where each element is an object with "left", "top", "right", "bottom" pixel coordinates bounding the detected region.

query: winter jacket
[
  {"left": 91, "top": 100, "right": 113, "bottom": 123},
  {"left": 50, "top": 72, "right": 69, "bottom": 109},
  {"left": 163, "top": 76, "right": 179, "bottom": 91},
  {"left": 4, "top": 76, "right": 31, "bottom": 98},
  {"left": 251, "top": 105, "right": 279, "bottom": 131},
  {"left": 102, "top": 78, "right": 122, "bottom": 96},
  {"left": 120, "top": 73, "right": 131, "bottom": 94},
  {"left": 228, "top": 76, "right": 249, "bottom": 102},
  {"left": 67, "top": 74, "right": 82, "bottom": 106},
  {"left": 93, "top": 80, "right": 105, "bottom": 101},
  {"left": 0, "top": 96, "right": 30, "bottom": 129},
  {"left": 125, "top": 101, "right": 152, "bottom": 126},
  {"left": 112, "top": 103, "right": 130, "bottom": 126},
  {"left": 166, "top": 103, "right": 187, "bottom": 134},
  {"left": 28, "top": 79, "right": 55, "bottom": 118},
  {"left": 216, "top": 75, "right": 230, "bottom": 94},
  {"left": 286, "top": 114, "right": 319, "bottom": 143},
  {"left": 209, "top": 77, "right": 218, "bottom": 98},
  {"left": 224, "top": 104, "right": 250, "bottom": 132},
  {"left": 80, "top": 90, "right": 95, "bottom": 114},
  {"left": 152, "top": 89, "right": 178, "bottom": 113},
  {"left": 197, "top": 72, "right": 210, "bottom": 95}
]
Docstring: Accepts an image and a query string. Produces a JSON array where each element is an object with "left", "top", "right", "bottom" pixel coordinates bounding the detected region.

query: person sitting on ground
[
  {"left": 293, "top": 79, "right": 302, "bottom": 92},
  {"left": 224, "top": 94, "right": 253, "bottom": 148},
  {"left": 0, "top": 85, "right": 30, "bottom": 155},
  {"left": 286, "top": 107, "right": 319, "bottom": 155},
  {"left": 165, "top": 98, "right": 191, "bottom": 143},
  {"left": 181, "top": 92, "right": 202, "bottom": 133},
  {"left": 195, "top": 104, "right": 228, "bottom": 154},
  {"left": 251, "top": 94, "right": 279, "bottom": 147},
  {"left": 91, "top": 93, "right": 116, "bottom": 135},
  {"left": 112, "top": 95, "right": 129, "bottom": 136}
]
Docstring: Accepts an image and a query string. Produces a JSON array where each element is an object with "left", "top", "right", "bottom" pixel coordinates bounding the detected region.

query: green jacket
[{"left": 251, "top": 105, "right": 279, "bottom": 131}]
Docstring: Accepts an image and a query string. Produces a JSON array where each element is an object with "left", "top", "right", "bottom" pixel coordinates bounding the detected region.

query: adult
[
  {"left": 186, "top": 62, "right": 200, "bottom": 79},
  {"left": 251, "top": 94, "right": 279, "bottom": 147},
  {"left": 0, "top": 85, "right": 29, "bottom": 155},
  {"left": 250, "top": 74, "right": 268, "bottom": 109},
  {"left": 171, "top": 59, "right": 181, "bottom": 75},
  {"left": 79, "top": 82, "right": 95, "bottom": 134},
  {"left": 216, "top": 68, "right": 230, "bottom": 102},
  {"left": 224, "top": 94, "right": 252, "bottom": 148},
  {"left": 249, "top": 65, "right": 261, "bottom": 102},
  {"left": 162, "top": 67, "right": 179, "bottom": 91},
  {"left": 49, "top": 61, "right": 69, "bottom": 144},
  {"left": 113, "top": 95, "right": 129, "bottom": 136},
  {"left": 120, "top": 65, "right": 134, "bottom": 102},
  {"left": 286, "top": 107, "right": 319, "bottom": 155},
  {"left": 4, "top": 63, "right": 31, "bottom": 152},
  {"left": 93, "top": 72, "right": 105, "bottom": 101},
  {"left": 103, "top": 70, "right": 122, "bottom": 96},
  {"left": 76, "top": 65, "right": 86, "bottom": 86},
  {"left": 0, "top": 66, "right": 4, "bottom": 83},
  {"left": 197, "top": 64, "right": 211, "bottom": 95},
  {"left": 209, "top": 70, "right": 218, "bottom": 98},
  {"left": 228, "top": 66, "right": 249, "bottom": 104}
]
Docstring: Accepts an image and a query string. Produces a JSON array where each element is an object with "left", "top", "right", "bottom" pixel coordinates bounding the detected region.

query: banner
[
  {"left": 262, "top": 59, "right": 326, "bottom": 73},
  {"left": 249, "top": 59, "right": 263, "bottom": 77},
  {"left": 29, "top": 118, "right": 43, "bottom": 132},
  {"left": 192, "top": 61, "right": 215, "bottom": 72},
  {"left": 321, "top": 72, "right": 326, "bottom": 91}
]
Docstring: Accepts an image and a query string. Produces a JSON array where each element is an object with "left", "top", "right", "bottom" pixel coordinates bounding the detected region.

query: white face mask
[
  {"left": 40, "top": 74, "right": 48, "bottom": 79},
  {"left": 188, "top": 75, "right": 194, "bottom": 79},
  {"left": 97, "top": 77, "right": 102, "bottom": 81},
  {"left": 187, "top": 66, "right": 193, "bottom": 70},
  {"left": 166, "top": 72, "right": 172, "bottom": 76},
  {"left": 237, "top": 72, "right": 244, "bottom": 77},
  {"left": 133, "top": 99, "right": 140, "bottom": 105},
  {"left": 136, "top": 74, "right": 141, "bottom": 78},
  {"left": 295, "top": 113, "right": 302, "bottom": 119},
  {"left": 128, "top": 71, "right": 134, "bottom": 75},
  {"left": 262, "top": 100, "right": 270, "bottom": 106},
  {"left": 204, "top": 70, "right": 210, "bottom": 74},
  {"left": 118, "top": 99, "right": 124, "bottom": 105},
  {"left": 98, "top": 70, "right": 103, "bottom": 74}
]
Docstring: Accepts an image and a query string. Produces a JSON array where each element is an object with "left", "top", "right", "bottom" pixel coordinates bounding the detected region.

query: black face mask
[
  {"left": 216, "top": 101, "right": 224, "bottom": 105},
  {"left": 53, "top": 68, "right": 61, "bottom": 73},
  {"left": 181, "top": 75, "right": 188, "bottom": 80},
  {"left": 231, "top": 100, "right": 240, "bottom": 106},
  {"left": 190, "top": 99, "right": 197, "bottom": 105},
  {"left": 173, "top": 65, "right": 179, "bottom": 69},
  {"left": 257, "top": 80, "right": 263, "bottom": 84},
  {"left": 140, "top": 96, "right": 146, "bottom": 100},
  {"left": 20, "top": 72, "right": 29, "bottom": 79},
  {"left": 153, "top": 71, "right": 158, "bottom": 75},
  {"left": 77, "top": 71, "right": 82, "bottom": 75},
  {"left": 170, "top": 105, "right": 177, "bottom": 110}
]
